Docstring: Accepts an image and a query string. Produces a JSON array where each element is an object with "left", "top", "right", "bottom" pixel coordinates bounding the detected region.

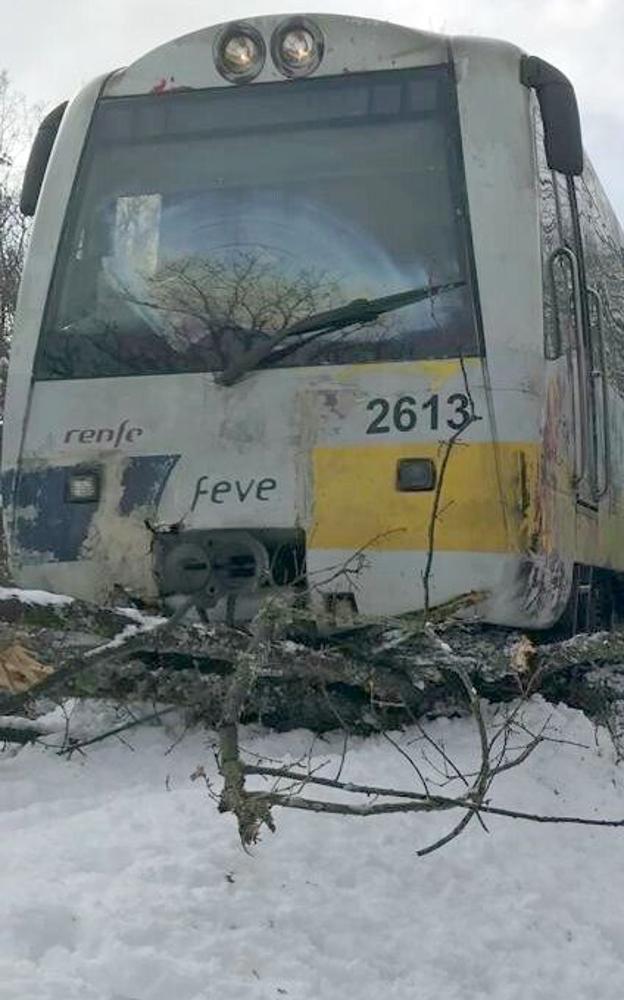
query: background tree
[{"left": 0, "top": 71, "right": 39, "bottom": 411}]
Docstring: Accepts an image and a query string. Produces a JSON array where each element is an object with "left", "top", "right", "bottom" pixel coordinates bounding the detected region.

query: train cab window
[{"left": 35, "top": 66, "right": 479, "bottom": 380}]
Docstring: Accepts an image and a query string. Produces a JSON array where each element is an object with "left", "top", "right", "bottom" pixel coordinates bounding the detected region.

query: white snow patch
[
  {"left": 0, "top": 586, "right": 74, "bottom": 607},
  {"left": 0, "top": 715, "right": 61, "bottom": 735},
  {"left": 280, "top": 639, "right": 308, "bottom": 653},
  {"left": 84, "top": 623, "right": 143, "bottom": 656},
  {"left": 85, "top": 617, "right": 168, "bottom": 659},
  {"left": 117, "top": 607, "right": 169, "bottom": 628},
  {"left": 1, "top": 698, "right": 624, "bottom": 999}
]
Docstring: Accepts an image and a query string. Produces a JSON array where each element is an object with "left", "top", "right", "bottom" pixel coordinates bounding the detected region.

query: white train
[{"left": 2, "top": 14, "right": 624, "bottom": 629}]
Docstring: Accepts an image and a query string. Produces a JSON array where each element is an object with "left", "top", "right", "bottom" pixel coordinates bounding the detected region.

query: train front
[{"left": 2, "top": 15, "right": 540, "bottom": 624}]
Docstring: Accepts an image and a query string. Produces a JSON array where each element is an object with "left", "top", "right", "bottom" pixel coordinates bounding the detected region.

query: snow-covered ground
[
  {"left": 1, "top": 698, "right": 624, "bottom": 1000},
  {"left": 0, "top": 587, "right": 74, "bottom": 607}
]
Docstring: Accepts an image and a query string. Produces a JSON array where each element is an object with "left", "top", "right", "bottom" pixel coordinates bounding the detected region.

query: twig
[
  {"left": 241, "top": 786, "right": 624, "bottom": 829},
  {"left": 422, "top": 354, "right": 481, "bottom": 616},
  {"left": 381, "top": 729, "right": 431, "bottom": 797},
  {"left": 56, "top": 706, "right": 179, "bottom": 755},
  {"left": 416, "top": 809, "right": 476, "bottom": 857}
]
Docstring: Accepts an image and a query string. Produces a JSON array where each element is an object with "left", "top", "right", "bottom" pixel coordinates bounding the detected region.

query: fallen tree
[
  {"left": 1, "top": 589, "right": 622, "bottom": 732},
  {"left": 2, "top": 587, "right": 624, "bottom": 855}
]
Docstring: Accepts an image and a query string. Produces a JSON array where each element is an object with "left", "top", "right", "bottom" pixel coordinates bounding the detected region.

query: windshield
[{"left": 36, "top": 66, "right": 480, "bottom": 380}]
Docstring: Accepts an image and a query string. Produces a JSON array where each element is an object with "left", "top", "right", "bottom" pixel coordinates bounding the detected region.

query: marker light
[
  {"left": 396, "top": 459, "right": 436, "bottom": 493},
  {"left": 215, "top": 24, "right": 266, "bottom": 83},
  {"left": 272, "top": 19, "right": 324, "bottom": 78},
  {"left": 66, "top": 469, "right": 100, "bottom": 503}
]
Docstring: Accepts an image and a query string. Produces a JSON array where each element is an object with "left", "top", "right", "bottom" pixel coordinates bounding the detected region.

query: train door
[
  {"left": 551, "top": 173, "right": 607, "bottom": 507},
  {"left": 575, "top": 165, "right": 612, "bottom": 503}
]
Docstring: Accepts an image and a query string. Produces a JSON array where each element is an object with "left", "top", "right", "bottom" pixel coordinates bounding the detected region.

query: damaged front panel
[
  {"left": 5, "top": 353, "right": 559, "bottom": 625},
  {"left": 6, "top": 449, "right": 180, "bottom": 602}
]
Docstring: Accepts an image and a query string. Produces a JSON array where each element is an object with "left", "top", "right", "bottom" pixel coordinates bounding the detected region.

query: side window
[
  {"left": 576, "top": 163, "right": 624, "bottom": 399},
  {"left": 574, "top": 163, "right": 619, "bottom": 496},
  {"left": 576, "top": 162, "right": 624, "bottom": 384}
]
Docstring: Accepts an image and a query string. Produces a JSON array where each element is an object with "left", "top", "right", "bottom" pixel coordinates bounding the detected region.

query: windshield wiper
[{"left": 215, "top": 280, "right": 466, "bottom": 386}]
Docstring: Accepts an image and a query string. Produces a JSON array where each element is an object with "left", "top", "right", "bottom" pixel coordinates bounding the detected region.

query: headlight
[
  {"left": 161, "top": 541, "right": 212, "bottom": 594},
  {"left": 215, "top": 23, "right": 266, "bottom": 83},
  {"left": 272, "top": 19, "right": 324, "bottom": 78},
  {"left": 66, "top": 469, "right": 101, "bottom": 503}
]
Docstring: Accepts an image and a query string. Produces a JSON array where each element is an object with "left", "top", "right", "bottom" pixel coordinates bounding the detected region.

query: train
[{"left": 2, "top": 13, "right": 624, "bottom": 630}]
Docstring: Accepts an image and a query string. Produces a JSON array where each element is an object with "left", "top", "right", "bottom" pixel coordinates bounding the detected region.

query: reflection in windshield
[
  {"left": 217, "top": 279, "right": 467, "bottom": 385},
  {"left": 38, "top": 67, "right": 478, "bottom": 380}
]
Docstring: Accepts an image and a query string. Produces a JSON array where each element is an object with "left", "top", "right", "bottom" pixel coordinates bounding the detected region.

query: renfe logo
[{"left": 63, "top": 419, "right": 144, "bottom": 448}]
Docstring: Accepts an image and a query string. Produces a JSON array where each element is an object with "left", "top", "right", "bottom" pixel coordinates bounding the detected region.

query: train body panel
[
  {"left": 3, "top": 13, "right": 624, "bottom": 627},
  {"left": 4, "top": 353, "right": 564, "bottom": 627}
]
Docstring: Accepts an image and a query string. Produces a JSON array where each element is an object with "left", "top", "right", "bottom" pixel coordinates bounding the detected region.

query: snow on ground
[
  {"left": 0, "top": 587, "right": 74, "bottom": 607},
  {"left": 115, "top": 608, "right": 169, "bottom": 629},
  {"left": 1, "top": 698, "right": 624, "bottom": 1000}
]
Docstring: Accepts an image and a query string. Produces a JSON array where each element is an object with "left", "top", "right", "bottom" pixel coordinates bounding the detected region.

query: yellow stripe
[
  {"left": 308, "top": 441, "right": 540, "bottom": 553},
  {"left": 333, "top": 356, "right": 481, "bottom": 387}
]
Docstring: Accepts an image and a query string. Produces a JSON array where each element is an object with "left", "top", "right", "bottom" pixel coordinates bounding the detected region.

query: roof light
[
  {"left": 215, "top": 24, "right": 266, "bottom": 83},
  {"left": 272, "top": 19, "right": 324, "bottom": 78}
]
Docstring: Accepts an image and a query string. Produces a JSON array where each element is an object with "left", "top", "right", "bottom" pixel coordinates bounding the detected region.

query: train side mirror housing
[
  {"left": 20, "top": 101, "right": 68, "bottom": 217},
  {"left": 521, "top": 55, "right": 583, "bottom": 176}
]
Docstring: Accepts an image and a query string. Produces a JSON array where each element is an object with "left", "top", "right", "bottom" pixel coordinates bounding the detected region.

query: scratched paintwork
[
  {"left": 2, "top": 356, "right": 547, "bottom": 617},
  {"left": 12, "top": 464, "right": 95, "bottom": 563},
  {"left": 118, "top": 455, "right": 180, "bottom": 516}
]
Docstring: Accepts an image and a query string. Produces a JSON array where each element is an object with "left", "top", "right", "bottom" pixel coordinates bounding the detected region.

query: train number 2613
[{"left": 365, "top": 393, "right": 472, "bottom": 435}]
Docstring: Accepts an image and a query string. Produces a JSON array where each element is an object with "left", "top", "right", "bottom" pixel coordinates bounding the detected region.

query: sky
[{"left": 3, "top": 0, "right": 624, "bottom": 218}]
